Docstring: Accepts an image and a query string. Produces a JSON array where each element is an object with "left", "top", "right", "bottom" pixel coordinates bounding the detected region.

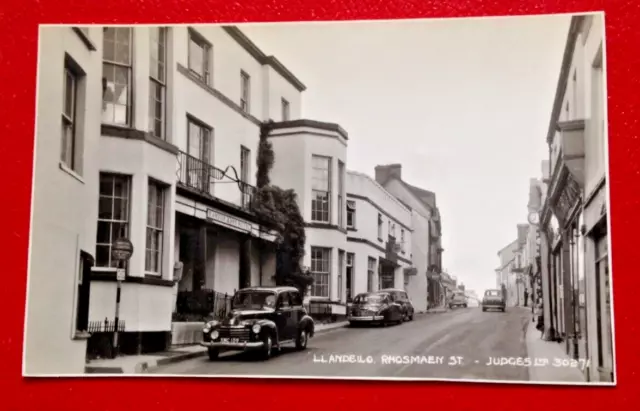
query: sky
[{"left": 242, "top": 15, "right": 571, "bottom": 296}]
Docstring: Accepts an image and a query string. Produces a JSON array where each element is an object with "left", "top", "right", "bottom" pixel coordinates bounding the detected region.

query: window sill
[
  {"left": 73, "top": 330, "right": 91, "bottom": 340},
  {"left": 59, "top": 162, "right": 85, "bottom": 184}
]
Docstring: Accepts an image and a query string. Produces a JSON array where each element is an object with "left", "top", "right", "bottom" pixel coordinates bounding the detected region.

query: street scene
[
  {"left": 152, "top": 307, "right": 533, "bottom": 380},
  {"left": 24, "top": 13, "right": 612, "bottom": 385}
]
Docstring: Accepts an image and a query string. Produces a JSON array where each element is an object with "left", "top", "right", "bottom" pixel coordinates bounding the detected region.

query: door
[
  {"left": 290, "top": 291, "right": 304, "bottom": 333},
  {"left": 276, "top": 292, "right": 294, "bottom": 340},
  {"left": 186, "top": 118, "right": 212, "bottom": 192},
  {"left": 389, "top": 292, "right": 402, "bottom": 321}
]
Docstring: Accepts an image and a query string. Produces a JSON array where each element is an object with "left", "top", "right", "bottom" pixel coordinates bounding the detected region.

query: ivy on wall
[{"left": 251, "top": 121, "right": 314, "bottom": 293}]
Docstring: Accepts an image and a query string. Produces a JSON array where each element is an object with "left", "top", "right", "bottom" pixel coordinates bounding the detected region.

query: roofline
[
  {"left": 497, "top": 239, "right": 519, "bottom": 256},
  {"left": 384, "top": 175, "right": 439, "bottom": 213},
  {"left": 222, "top": 26, "right": 307, "bottom": 92},
  {"left": 346, "top": 170, "right": 412, "bottom": 214},
  {"left": 545, "top": 15, "right": 585, "bottom": 144}
]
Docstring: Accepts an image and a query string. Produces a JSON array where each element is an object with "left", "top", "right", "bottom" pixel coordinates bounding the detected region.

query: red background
[{"left": 0, "top": 0, "right": 638, "bottom": 409}]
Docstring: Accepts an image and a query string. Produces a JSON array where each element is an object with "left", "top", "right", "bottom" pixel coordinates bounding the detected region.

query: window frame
[
  {"left": 337, "top": 161, "right": 345, "bottom": 228},
  {"left": 240, "top": 145, "right": 251, "bottom": 207},
  {"left": 281, "top": 98, "right": 290, "bottom": 121},
  {"left": 310, "top": 247, "right": 332, "bottom": 298},
  {"left": 102, "top": 27, "right": 134, "bottom": 126},
  {"left": 367, "top": 257, "right": 376, "bottom": 292},
  {"left": 311, "top": 155, "right": 331, "bottom": 223},
  {"left": 377, "top": 213, "right": 383, "bottom": 240},
  {"left": 95, "top": 173, "right": 132, "bottom": 270},
  {"left": 61, "top": 64, "right": 79, "bottom": 171},
  {"left": 240, "top": 70, "right": 251, "bottom": 113},
  {"left": 187, "top": 28, "right": 212, "bottom": 85},
  {"left": 149, "top": 26, "right": 168, "bottom": 140},
  {"left": 346, "top": 200, "right": 356, "bottom": 229},
  {"left": 145, "top": 179, "right": 166, "bottom": 276}
]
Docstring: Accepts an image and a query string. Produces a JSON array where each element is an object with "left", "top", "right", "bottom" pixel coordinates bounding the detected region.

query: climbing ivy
[{"left": 251, "top": 121, "right": 314, "bottom": 293}]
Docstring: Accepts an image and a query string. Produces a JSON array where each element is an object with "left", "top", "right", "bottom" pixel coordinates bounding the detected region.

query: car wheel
[
  {"left": 207, "top": 348, "right": 219, "bottom": 361},
  {"left": 482, "top": 307, "right": 486, "bottom": 312},
  {"left": 296, "top": 329, "right": 308, "bottom": 350},
  {"left": 409, "top": 313, "right": 414, "bottom": 321},
  {"left": 261, "top": 334, "right": 273, "bottom": 360}
]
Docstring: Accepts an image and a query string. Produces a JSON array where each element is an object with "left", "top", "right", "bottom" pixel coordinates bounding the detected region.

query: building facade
[
  {"left": 374, "top": 164, "right": 443, "bottom": 311},
  {"left": 538, "top": 14, "right": 613, "bottom": 382},
  {"left": 25, "top": 27, "right": 103, "bottom": 375},
  {"left": 344, "top": 171, "right": 418, "bottom": 308}
]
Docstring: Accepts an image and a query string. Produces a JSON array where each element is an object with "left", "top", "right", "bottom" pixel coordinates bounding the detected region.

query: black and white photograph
[{"left": 23, "top": 12, "right": 615, "bottom": 385}]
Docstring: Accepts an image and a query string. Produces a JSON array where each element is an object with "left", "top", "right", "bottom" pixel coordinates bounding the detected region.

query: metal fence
[
  {"left": 175, "top": 288, "right": 233, "bottom": 321},
  {"left": 88, "top": 319, "right": 126, "bottom": 333}
]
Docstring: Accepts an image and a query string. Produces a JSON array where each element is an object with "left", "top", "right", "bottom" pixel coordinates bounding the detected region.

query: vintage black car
[
  {"left": 482, "top": 289, "right": 506, "bottom": 312},
  {"left": 200, "top": 286, "right": 315, "bottom": 360},
  {"left": 379, "top": 288, "right": 415, "bottom": 321},
  {"left": 348, "top": 291, "right": 404, "bottom": 326}
]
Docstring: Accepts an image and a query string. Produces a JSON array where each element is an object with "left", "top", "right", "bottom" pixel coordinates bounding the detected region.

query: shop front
[
  {"left": 171, "top": 195, "right": 278, "bottom": 345},
  {"left": 584, "top": 180, "right": 613, "bottom": 383}
]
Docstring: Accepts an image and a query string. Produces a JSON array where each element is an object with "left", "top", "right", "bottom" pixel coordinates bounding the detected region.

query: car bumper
[
  {"left": 483, "top": 304, "right": 504, "bottom": 309},
  {"left": 348, "top": 315, "right": 384, "bottom": 321},
  {"left": 200, "top": 341, "right": 264, "bottom": 350}
]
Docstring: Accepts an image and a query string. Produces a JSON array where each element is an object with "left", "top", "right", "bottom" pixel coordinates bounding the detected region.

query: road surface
[{"left": 151, "top": 306, "right": 531, "bottom": 381}]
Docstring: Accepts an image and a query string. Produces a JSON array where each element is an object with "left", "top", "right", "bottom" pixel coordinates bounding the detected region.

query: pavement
[
  {"left": 149, "top": 306, "right": 536, "bottom": 382},
  {"left": 524, "top": 317, "right": 587, "bottom": 384},
  {"left": 85, "top": 320, "right": 348, "bottom": 374}
]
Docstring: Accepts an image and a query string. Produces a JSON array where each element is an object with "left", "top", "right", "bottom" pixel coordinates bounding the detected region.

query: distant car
[
  {"left": 482, "top": 289, "right": 506, "bottom": 312},
  {"left": 200, "top": 286, "right": 315, "bottom": 360},
  {"left": 348, "top": 291, "right": 404, "bottom": 326},
  {"left": 449, "top": 292, "right": 468, "bottom": 309},
  {"left": 379, "top": 288, "right": 415, "bottom": 321}
]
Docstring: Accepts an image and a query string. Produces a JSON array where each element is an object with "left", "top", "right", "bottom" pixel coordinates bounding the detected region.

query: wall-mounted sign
[{"left": 206, "top": 209, "right": 252, "bottom": 233}]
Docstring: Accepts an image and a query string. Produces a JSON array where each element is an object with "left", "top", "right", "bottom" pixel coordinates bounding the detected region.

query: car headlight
[
  {"left": 210, "top": 330, "right": 219, "bottom": 340},
  {"left": 203, "top": 327, "right": 210, "bottom": 333},
  {"left": 252, "top": 324, "right": 261, "bottom": 334}
]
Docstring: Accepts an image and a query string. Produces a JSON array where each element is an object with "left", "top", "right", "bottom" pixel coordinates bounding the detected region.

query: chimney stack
[{"left": 374, "top": 164, "right": 402, "bottom": 184}]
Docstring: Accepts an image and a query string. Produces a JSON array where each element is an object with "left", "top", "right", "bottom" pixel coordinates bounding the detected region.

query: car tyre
[
  {"left": 296, "top": 329, "right": 309, "bottom": 350},
  {"left": 409, "top": 313, "right": 414, "bottom": 321},
  {"left": 207, "top": 348, "right": 219, "bottom": 361},
  {"left": 261, "top": 333, "right": 274, "bottom": 360},
  {"left": 482, "top": 307, "right": 486, "bottom": 312}
]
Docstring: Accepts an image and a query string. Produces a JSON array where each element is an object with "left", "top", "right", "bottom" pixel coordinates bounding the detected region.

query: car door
[
  {"left": 289, "top": 291, "right": 303, "bottom": 333},
  {"left": 389, "top": 292, "right": 402, "bottom": 321},
  {"left": 275, "top": 292, "right": 293, "bottom": 340},
  {"left": 400, "top": 291, "right": 411, "bottom": 315}
]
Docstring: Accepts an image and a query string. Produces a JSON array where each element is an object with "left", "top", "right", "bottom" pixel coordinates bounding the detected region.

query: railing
[
  {"left": 177, "top": 150, "right": 257, "bottom": 210},
  {"left": 175, "top": 288, "right": 233, "bottom": 322}
]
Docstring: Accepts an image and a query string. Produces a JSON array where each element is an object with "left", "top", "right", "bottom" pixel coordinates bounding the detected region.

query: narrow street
[{"left": 151, "top": 307, "right": 532, "bottom": 381}]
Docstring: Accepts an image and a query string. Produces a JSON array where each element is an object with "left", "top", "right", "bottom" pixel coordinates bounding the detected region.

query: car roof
[
  {"left": 238, "top": 286, "right": 299, "bottom": 293},
  {"left": 379, "top": 288, "right": 406, "bottom": 292},
  {"left": 357, "top": 291, "right": 390, "bottom": 296}
]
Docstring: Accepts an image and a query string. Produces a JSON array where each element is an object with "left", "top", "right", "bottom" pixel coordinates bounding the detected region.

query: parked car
[
  {"left": 449, "top": 292, "right": 468, "bottom": 309},
  {"left": 482, "top": 289, "right": 506, "bottom": 312},
  {"left": 379, "top": 288, "right": 415, "bottom": 321},
  {"left": 348, "top": 291, "right": 404, "bottom": 326},
  {"left": 200, "top": 286, "right": 315, "bottom": 360}
]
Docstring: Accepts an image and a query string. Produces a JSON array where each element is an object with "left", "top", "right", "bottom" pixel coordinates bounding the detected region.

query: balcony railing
[{"left": 177, "top": 151, "right": 256, "bottom": 210}]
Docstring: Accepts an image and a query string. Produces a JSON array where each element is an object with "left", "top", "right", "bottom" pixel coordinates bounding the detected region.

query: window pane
[
  {"left": 96, "top": 245, "right": 111, "bottom": 267},
  {"left": 96, "top": 221, "right": 111, "bottom": 244},
  {"left": 189, "top": 38, "right": 204, "bottom": 75},
  {"left": 113, "top": 177, "right": 128, "bottom": 198},
  {"left": 98, "top": 197, "right": 113, "bottom": 219}
]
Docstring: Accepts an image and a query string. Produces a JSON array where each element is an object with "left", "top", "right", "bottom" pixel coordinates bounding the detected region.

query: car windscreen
[
  {"left": 232, "top": 291, "right": 277, "bottom": 310},
  {"left": 353, "top": 293, "right": 387, "bottom": 304}
]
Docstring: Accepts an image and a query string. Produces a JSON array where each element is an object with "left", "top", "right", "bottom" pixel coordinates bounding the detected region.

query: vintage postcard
[{"left": 23, "top": 12, "right": 614, "bottom": 385}]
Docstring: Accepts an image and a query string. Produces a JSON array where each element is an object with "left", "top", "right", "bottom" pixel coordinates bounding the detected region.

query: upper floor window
[
  {"left": 377, "top": 213, "right": 383, "bottom": 239},
  {"left": 185, "top": 116, "right": 213, "bottom": 193},
  {"left": 401, "top": 229, "right": 405, "bottom": 252},
  {"left": 337, "top": 161, "right": 345, "bottom": 228},
  {"left": 96, "top": 173, "right": 131, "bottom": 269},
  {"left": 311, "top": 155, "right": 331, "bottom": 223},
  {"left": 61, "top": 64, "right": 79, "bottom": 171},
  {"left": 149, "top": 27, "right": 168, "bottom": 140},
  {"left": 240, "top": 71, "right": 250, "bottom": 113},
  {"left": 281, "top": 98, "right": 290, "bottom": 121},
  {"left": 346, "top": 200, "right": 356, "bottom": 229},
  {"left": 102, "top": 27, "right": 133, "bottom": 126},
  {"left": 240, "top": 146, "right": 251, "bottom": 207},
  {"left": 188, "top": 28, "right": 211, "bottom": 84}
]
